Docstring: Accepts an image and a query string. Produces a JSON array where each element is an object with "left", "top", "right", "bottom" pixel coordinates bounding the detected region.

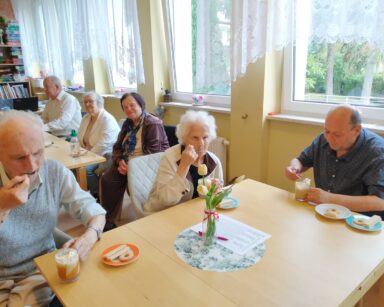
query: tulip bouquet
[{"left": 197, "top": 164, "right": 232, "bottom": 245}]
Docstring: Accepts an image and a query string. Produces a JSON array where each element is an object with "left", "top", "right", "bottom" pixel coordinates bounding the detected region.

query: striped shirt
[{"left": 297, "top": 128, "right": 384, "bottom": 215}]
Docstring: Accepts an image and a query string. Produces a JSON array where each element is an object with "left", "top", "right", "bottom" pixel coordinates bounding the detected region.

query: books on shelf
[
  {"left": 5, "top": 20, "right": 20, "bottom": 45},
  {"left": 0, "top": 83, "right": 29, "bottom": 99},
  {"left": 0, "top": 19, "right": 26, "bottom": 83}
]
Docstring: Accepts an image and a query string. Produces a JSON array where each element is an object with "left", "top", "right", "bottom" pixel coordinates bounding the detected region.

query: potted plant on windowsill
[{"left": 163, "top": 89, "right": 172, "bottom": 103}]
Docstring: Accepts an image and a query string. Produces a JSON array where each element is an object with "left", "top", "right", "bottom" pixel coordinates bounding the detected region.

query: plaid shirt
[{"left": 298, "top": 128, "right": 384, "bottom": 205}]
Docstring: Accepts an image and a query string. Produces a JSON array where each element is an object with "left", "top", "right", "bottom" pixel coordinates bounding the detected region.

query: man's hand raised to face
[{"left": 0, "top": 175, "right": 30, "bottom": 210}]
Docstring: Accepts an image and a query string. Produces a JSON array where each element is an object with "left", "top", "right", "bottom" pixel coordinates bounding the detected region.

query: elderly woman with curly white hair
[
  {"left": 78, "top": 91, "right": 120, "bottom": 197},
  {"left": 144, "top": 110, "right": 223, "bottom": 215}
]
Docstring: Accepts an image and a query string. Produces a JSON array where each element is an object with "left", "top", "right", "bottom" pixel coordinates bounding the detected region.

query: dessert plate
[
  {"left": 217, "top": 196, "right": 239, "bottom": 209},
  {"left": 70, "top": 148, "right": 88, "bottom": 157},
  {"left": 101, "top": 243, "right": 140, "bottom": 266},
  {"left": 346, "top": 215, "right": 382, "bottom": 232},
  {"left": 315, "top": 203, "right": 351, "bottom": 220},
  {"left": 44, "top": 141, "right": 54, "bottom": 148}
]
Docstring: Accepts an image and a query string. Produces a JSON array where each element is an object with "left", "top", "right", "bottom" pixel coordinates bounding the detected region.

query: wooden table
[
  {"left": 35, "top": 179, "right": 384, "bottom": 306},
  {"left": 44, "top": 133, "right": 105, "bottom": 190}
]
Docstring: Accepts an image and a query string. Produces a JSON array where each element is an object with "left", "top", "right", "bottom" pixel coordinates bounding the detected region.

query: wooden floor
[
  {"left": 66, "top": 224, "right": 86, "bottom": 237},
  {"left": 62, "top": 194, "right": 137, "bottom": 238}
]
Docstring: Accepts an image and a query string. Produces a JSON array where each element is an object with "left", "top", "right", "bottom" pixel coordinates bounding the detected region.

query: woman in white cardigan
[
  {"left": 144, "top": 110, "right": 223, "bottom": 215},
  {"left": 78, "top": 91, "right": 120, "bottom": 196}
]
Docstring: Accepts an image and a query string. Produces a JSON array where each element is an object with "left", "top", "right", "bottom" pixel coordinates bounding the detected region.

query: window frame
[
  {"left": 282, "top": 43, "right": 384, "bottom": 126},
  {"left": 162, "top": 0, "right": 231, "bottom": 108}
]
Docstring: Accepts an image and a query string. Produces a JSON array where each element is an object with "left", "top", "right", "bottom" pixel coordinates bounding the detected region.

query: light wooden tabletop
[
  {"left": 35, "top": 179, "right": 384, "bottom": 306},
  {"left": 44, "top": 133, "right": 105, "bottom": 190}
]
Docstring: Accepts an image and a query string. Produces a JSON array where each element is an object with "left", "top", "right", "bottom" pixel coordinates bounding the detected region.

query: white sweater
[
  {"left": 41, "top": 90, "right": 82, "bottom": 135},
  {"left": 77, "top": 109, "right": 120, "bottom": 156}
]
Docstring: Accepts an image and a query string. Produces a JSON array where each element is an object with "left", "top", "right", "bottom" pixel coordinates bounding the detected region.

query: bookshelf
[{"left": 0, "top": 19, "right": 31, "bottom": 99}]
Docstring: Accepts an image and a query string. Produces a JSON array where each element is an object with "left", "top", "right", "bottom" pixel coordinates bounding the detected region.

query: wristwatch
[{"left": 87, "top": 225, "right": 102, "bottom": 241}]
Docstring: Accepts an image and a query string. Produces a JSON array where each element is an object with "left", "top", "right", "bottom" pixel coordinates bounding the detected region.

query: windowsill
[
  {"left": 159, "top": 102, "right": 230, "bottom": 114},
  {"left": 66, "top": 90, "right": 123, "bottom": 101},
  {"left": 267, "top": 113, "right": 384, "bottom": 135}
]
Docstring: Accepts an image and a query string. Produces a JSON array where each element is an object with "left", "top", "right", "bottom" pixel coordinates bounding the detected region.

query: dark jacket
[{"left": 112, "top": 113, "right": 169, "bottom": 165}]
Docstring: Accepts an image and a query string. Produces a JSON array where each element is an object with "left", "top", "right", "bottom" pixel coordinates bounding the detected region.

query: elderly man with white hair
[
  {"left": 0, "top": 110, "right": 106, "bottom": 306},
  {"left": 144, "top": 110, "right": 223, "bottom": 215},
  {"left": 41, "top": 75, "right": 82, "bottom": 137},
  {"left": 78, "top": 91, "right": 120, "bottom": 197}
]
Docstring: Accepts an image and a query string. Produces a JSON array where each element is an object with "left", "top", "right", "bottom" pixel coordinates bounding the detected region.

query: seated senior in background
[
  {"left": 78, "top": 91, "right": 120, "bottom": 198},
  {"left": 101, "top": 92, "right": 169, "bottom": 231},
  {"left": 0, "top": 110, "right": 106, "bottom": 306},
  {"left": 144, "top": 110, "right": 223, "bottom": 215},
  {"left": 285, "top": 104, "right": 384, "bottom": 217},
  {"left": 41, "top": 75, "right": 82, "bottom": 137}
]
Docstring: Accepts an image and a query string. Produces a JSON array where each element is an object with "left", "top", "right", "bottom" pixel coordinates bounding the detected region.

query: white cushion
[{"left": 128, "top": 152, "right": 164, "bottom": 217}]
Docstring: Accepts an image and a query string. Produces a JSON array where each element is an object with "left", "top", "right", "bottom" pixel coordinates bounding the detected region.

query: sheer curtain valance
[
  {"left": 11, "top": 0, "right": 144, "bottom": 87},
  {"left": 231, "top": 0, "right": 384, "bottom": 81}
]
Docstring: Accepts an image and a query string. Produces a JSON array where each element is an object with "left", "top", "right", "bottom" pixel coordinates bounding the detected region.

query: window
[
  {"left": 108, "top": 0, "right": 143, "bottom": 92},
  {"left": 282, "top": 2, "right": 384, "bottom": 124},
  {"left": 164, "top": 0, "right": 231, "bottom": 106},
  {"left": 13, "top": 0, "right": 143, "bottom": 92}
]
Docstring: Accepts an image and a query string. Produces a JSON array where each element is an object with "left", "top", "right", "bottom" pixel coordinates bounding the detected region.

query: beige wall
[
  {"left": 136, "top": 0, "right": 169, "bottom": 111},
  {"left": 267, "top": 120, "right": 321, "bottom": 192},
  {"left": 0, "top": 0, "right": 15, "bottom": 20}
]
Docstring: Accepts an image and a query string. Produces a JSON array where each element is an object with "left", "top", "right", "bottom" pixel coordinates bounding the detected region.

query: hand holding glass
[{"left": 295, "top": 178, "right": 311, "bottom": 201}]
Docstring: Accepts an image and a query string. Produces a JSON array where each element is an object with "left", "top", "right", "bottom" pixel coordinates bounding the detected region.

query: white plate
[
  {"left": 70, "top": 148, "right": 88, "bottom": 157},
  {"left": 315, "top": 203, "right": 352, "bottom": 220}
]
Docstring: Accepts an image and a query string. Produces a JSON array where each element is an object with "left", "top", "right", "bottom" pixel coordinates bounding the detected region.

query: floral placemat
[{"left": 174, "top": 229, "right": 265, "bottom": 272}]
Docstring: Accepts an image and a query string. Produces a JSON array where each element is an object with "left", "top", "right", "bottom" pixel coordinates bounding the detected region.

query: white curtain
[
  {"left": 108, "top": 0, "right": 145, "bottom": 87},
  {"left": 231, "top": 0, "right": 384, "bottom": 81},
  {"left": 11, "top": 0, "right": 144, "bottom": 87},
  {"left": 11, "top": 0, "right": 78, "bottom": 80},
  {"left": 231, "top": 0, "right": 292, "bottom": 81},
  {"left": 195, "top": 0, "right": 231, "bottom": 93},
  {"left": 307, "top": 0, "right": 384, "bottom": 47}
]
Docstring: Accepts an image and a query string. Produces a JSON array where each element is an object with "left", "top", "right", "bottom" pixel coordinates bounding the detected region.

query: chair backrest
[
  {"left": 128, "top": 152, "right": 164, "bottom": 218},
  {"left": 164, "top": 125, "right": 178, "bottom": 147}
]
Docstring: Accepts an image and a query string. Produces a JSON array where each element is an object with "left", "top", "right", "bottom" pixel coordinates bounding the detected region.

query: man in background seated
[
  {"left": 0, "top": 110, "right": 106, "bottom": 306},
  {"left": 285, "top": 105, "right": 384, "bottom": 217},
  {"left": 41, "top": 75, "right": 82, "bottom": 137}
]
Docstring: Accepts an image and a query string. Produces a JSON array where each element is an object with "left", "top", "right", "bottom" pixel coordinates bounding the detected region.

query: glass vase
[{"left": 202, "top": 209, "right": 218, "bottom": 246}]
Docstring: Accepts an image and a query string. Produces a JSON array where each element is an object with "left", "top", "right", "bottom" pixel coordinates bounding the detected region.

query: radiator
[{"left": 208, "top": 137, "right": 230, "bottom": 183}]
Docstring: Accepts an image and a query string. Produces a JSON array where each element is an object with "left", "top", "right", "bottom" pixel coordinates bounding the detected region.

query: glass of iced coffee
[
  {"left": 295, "top": 178, "right": 311, "bottom": 202},
  {"left": 55, "top": 248, "right": 80, "bottom": 282}
]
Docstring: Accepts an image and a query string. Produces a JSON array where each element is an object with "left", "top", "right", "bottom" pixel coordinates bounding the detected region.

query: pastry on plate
[{"left": 324, "top": 208, "right": 339, "bottom": 218}]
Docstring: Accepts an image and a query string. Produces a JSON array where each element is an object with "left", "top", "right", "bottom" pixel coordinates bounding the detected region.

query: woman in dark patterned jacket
[{"left": 101, "top": 92, "right": 169, "bottom": 230}]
